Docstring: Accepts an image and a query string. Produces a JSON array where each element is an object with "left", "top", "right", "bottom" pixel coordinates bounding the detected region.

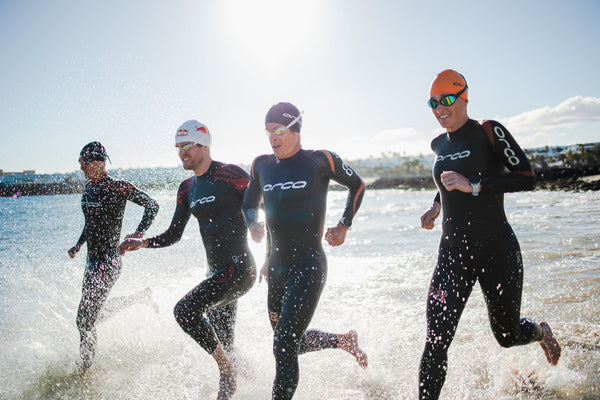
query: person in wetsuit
[
  {"left": 418, "top": 70, "right": 562, "bottom": 400},
  {"left": 241, "top": 102, "right": 368, "bottom": 400},
  {"left": 68, "top": 141, "right": 159, "bottom": 371},
  {"left": 119, "top": 120, "right": 256, "bottom": 400}
]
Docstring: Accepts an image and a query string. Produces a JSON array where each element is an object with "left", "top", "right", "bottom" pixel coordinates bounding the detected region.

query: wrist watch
[
  {"left": 339, "top": 217, "right": 352, "bottom": 229},
  {"left": 469, "top": 175, "right": 482, "bottom": 196}
]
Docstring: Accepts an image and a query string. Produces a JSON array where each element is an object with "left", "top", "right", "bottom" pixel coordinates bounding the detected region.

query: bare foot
[
  {"left": 539, "top": 322, "right": 561, "bottom": 366},
  {"left": 217, "top": 362, "right": 237, "bottom": 400},
  {"left": 339, "top": 330, "right": 368, "bottom": 369}
]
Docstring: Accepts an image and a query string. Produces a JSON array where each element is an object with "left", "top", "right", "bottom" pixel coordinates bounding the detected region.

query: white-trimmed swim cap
[{"left": 175, "top": 120, "right": 212, "bottom": 147}]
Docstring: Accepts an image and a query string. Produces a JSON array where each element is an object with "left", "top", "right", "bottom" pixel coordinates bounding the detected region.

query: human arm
[
  {"left": 120, "top": 182, "right": 160, "bottom": 234},
  {"left": 321, "top": 150, "right": 366, "bottom": 246},
  {"left": 420, "top": 201, "right": 441, "bottom": 230},
  {"left": 478, "top": 120, "right": 535, "bottom": 193},
  {"left": 68, "top": 226, "right": 87, "bottom": 258},
  {"left": 241, "top": 159, "right": 265, "bottom": 243},
  {"left": 259, "top": 226, "right": 271, "bottom": 283},
  {"left": 120, "top": 180, "right": 191, "bottom": 254}
]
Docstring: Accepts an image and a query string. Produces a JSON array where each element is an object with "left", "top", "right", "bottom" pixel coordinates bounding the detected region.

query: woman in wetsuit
[
  {"left": 69, "top": 141, "right": 159, "bottom": 371},
  {"left": 418, "top": 70, "right": 562, "bottom": 399},
  {"left": 242, "top": 102, "right": 368, "bottom": 399}
]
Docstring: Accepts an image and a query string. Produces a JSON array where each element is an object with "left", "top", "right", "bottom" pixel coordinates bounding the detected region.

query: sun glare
[{"left": 224, "top": 0, "right": 319, "bottom": 70}]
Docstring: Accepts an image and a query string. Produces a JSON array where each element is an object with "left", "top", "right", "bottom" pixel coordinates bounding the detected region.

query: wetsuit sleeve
[
  {"left": 146, "top": 180, "right": 192, "bottom": 248},
  {"left": 115, "top": 181, "right": 160, "bottom": 232},
  {"left": 318, "top": 150, "right": 366, "bottom": 223},
  {"left": 480, "top": 120, "right": 535, "bottom": 193},
  {"left": 241, "top": 159, "right": 262, "bottom": 226},
  {"left": 76, "top": 226, "right": 87, "bottom": 247}
]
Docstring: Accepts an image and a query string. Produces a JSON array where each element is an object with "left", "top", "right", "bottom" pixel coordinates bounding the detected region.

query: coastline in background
[{"left": 1, "top": 142, "right": 599, "bottom": 196}]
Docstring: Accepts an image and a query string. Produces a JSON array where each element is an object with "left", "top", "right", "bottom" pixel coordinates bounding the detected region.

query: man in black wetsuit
[
  {"left": 418, "top": 70, "right": 561, "bottom": 399},
  {"left": 119, "top": 120, "right": 256, "bottom": 400},
  {"left": 241, "top": 102, "right": 368, "bottom": 399},
  {"left": 68, "top": 141, "right": 159, "bottom": 371}
]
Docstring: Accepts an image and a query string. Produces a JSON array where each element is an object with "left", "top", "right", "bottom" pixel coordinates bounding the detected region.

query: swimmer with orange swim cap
[{"left": 418, "top": 70, "right": 561, "bottom": 400}]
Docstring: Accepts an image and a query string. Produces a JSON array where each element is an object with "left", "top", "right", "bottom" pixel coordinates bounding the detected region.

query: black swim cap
[
  {"left": 80, "top": 141, "right": 110, "bottom": 162},
  {"left": 265, "top": 102, "right": 302, "bottom": 133}
]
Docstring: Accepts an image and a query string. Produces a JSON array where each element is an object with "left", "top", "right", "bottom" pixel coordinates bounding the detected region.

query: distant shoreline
[{"left": 1, "top": 166, "right": 599, "bottom": 197}]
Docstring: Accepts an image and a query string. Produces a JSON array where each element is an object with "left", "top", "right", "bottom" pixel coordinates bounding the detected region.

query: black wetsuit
[
  {"left": 242, "top": 149, "right": 365, "bottom": 399},
  {"left": 75, "top": 174, "right": 159, "bottom": 367},
  {"left": 147, "top": 161, "right": 256, "bottom": 354},
  {"left": 419, "top": 119, "right": 543, "bottom": 399}
]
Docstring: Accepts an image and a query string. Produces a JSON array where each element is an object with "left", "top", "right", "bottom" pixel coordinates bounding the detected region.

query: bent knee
[{"left": 494, "top": 332, "right": 519, "bottom": 348}]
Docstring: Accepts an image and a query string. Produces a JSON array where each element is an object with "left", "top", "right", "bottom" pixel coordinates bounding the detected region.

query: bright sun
[{"left": 223, "top": 0, "right": 320, "bottom": 70}]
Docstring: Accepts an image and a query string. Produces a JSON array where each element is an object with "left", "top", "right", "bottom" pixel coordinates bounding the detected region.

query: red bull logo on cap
[{"left": 177, "top": 128, "right": 189, "bottom": 137}]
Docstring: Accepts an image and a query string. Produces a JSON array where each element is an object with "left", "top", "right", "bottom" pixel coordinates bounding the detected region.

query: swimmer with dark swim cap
[
  {"left": 418, "top": 69, "right": 561, "bottom": 400},
  {"left": 242, "top": 102, "right": 368, "bottom": 399},
  {"left": 69, "top": 141, "right": 159, "bottom": 372}
]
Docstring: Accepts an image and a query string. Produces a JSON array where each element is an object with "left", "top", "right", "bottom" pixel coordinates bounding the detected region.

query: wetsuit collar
[
  {"left": 195, "top": 160, "right": 218, "bottom": 179},
  {"left": 90, "top": 172, "right": 108, "bottom": 185},
  {"left": 447, "top": 119, "right": 475, "bottom": 139},
  {"left": 276, "top": 148, "right": 303, "bottom": 163}
]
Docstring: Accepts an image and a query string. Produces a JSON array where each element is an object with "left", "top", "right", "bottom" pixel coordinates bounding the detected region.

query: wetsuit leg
[
  {"left": 479, "top": 225, "right": 543, "bottom": 346},
  {"left": 173, "top": 256, "right": 254, "bottom": 354},
  {"left": 268, "top": 251, "right": 329, "bottom": 400},
  {"left": 207, "top": 302, "right": 237, "bottom": 354},
  {"left": 419, "top": 241, "right": 475, "bottom": 400},
  {"left": 76, "top": 257, "right": 121, "bottom": 369}
]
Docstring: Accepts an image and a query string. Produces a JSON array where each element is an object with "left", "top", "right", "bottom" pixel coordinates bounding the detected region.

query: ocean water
[{"left": 0, "top": 188, "right": 599, "bottom": 400}]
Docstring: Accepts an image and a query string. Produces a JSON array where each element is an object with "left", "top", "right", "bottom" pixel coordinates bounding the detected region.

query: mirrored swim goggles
[
  {"left": 265, "top": 111, "right": 304, "bottom": 136},
  {"left": 175, "top": 143, "right": 204, "bottom": 152},
  {"left": 428, "top": 85, "right": 468, "bottom": 109}
]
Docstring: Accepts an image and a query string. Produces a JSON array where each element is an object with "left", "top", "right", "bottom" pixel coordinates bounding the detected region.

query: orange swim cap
[{"left": 429, "top": 69, "right": 468, "bottom": 100}]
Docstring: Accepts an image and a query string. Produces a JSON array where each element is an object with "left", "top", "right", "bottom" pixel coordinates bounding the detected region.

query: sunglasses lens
[
  {"left": 440, "top": 95, "right": 457, "bottom": 107},
  {"left": 177, "top": 144, "right": 195, "bottom": 151},
  {"left": 266, "top": 127, "right": 287, "bottom": 136},
  {"left": 428, "top": 99, "right": 438, "bottom": 109}
]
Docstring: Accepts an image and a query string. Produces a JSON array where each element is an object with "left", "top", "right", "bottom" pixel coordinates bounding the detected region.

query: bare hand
[
  {"left": 125, "top": 231, "right": 144, "bottom": 239},
  {"left": 68, "top": 245, "right": 80, "bottom": 258},
  {"left": 440, "top": 170, "right": 471, "bottom": 193},
  {"left": 249, "top": 221, "right": 265, "bottom": 244},
  {"left": 420, "top": 201, "right": 441, "bottom": 230},
  {"left": 325, "top": 224, "right": 349, "bottom": 247},
  {"left": 119, "top": 238, "right": 146, "bottom": 255}
]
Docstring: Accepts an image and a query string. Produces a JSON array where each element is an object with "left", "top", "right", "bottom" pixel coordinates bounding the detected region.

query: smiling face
[
  {"left": 265, "top": 123, "right": 301, "bottom": 160},
  {"left": 176, "top": 142, "right": 209, "bottom": 174},
  {"left": 430, "top": 94, "right": 469, "bottom": 132}
]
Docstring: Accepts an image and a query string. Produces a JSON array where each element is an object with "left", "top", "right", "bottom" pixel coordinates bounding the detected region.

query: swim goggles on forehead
[
  {"left": 428, "top": 85, "right": 468, "bottom": 109},
  {"left": 265, "top": 111, "right": 304, "bottom": 136}
]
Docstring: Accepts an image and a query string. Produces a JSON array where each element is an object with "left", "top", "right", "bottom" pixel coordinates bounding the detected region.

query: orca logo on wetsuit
[
  {"left": 436, "top": 150, "right": 471, "bottom": 162},
  {"left": 492, "top": 125, "right": 520, "bottom": 166},
  {"left": 342, "top": 162, "right": 354, "bottom": 177},
  {"left": 263, "top": 181, "right": 308, "bottom": 192},
  {"left": 190, "top": 196, "right": 216, "bottom": 207}
]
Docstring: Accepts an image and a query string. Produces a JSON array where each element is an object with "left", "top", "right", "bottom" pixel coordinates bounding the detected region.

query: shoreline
[{"left": 1, "top": 167, "right": 599, "bottom": 197}]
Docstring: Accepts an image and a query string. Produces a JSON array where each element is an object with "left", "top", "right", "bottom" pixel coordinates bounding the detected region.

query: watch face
[{"left": 469, "top": 175, "right": 481, "bottom": 185}]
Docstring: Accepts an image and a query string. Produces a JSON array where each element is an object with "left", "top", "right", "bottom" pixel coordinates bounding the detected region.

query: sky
[{"left": 1, "top": 0, "right": 599, "bottom": 174}]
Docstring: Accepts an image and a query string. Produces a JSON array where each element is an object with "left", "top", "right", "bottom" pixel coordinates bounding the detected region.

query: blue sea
[{"left": 1, "top": 188, "right": 599, "bottom": 399}]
